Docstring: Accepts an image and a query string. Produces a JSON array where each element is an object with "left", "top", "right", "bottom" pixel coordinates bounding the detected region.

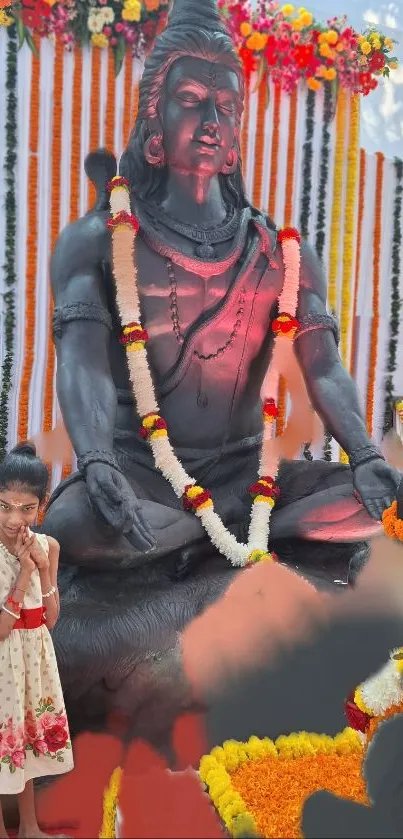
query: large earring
[
  {"left": 144, "top": 133, "right": 166, "bottom": 168},
  {"left": 221, "top": 147, "right": 238, "bottom": 175}
]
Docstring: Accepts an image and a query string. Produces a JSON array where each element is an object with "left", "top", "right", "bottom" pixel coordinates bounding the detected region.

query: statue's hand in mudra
[
  {"left": 353, "top": 458, "right": 401, "bottom": 522},
  {"left": 86, "top": 463, "right": 155, "bottom": 551}
]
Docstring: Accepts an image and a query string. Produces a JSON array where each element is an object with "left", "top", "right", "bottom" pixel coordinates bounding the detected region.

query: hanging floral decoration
[
  {"left": 0, "top": 0, "right": 398, "bottom": 84},
  {"left": 0, "top": 25, "right": 18, "bottom": 461},
  {"left": 1, "top": 0, "right": 169, "bottom": 73},
  {"left": 218, "top": 0, "right": 399, "bottom": 94},
  {"left": 383, "top": 159, "right": 403, "bottom": 435}
]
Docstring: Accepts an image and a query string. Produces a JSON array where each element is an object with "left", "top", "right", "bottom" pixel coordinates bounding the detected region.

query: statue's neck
[{"left": 160, "top": 171, "right": 227, "bottom": 227}]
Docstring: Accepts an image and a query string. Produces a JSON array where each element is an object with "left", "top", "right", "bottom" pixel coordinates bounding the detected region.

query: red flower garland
[{"left": 107, "top": 210, "right": 139, "bottom": 231}]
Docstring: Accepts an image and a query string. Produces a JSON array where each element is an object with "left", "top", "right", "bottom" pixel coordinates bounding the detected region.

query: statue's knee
[{"left": 43, "top": 483, "right": 90, "bottom": 542}]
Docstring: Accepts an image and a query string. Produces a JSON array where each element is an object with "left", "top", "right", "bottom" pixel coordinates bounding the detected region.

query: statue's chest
[{"left": 135, "top": 239, "right": 284, "bottom": 380}]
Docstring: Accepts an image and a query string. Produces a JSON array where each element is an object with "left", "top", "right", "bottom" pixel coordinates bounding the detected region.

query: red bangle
[{"left": 6, "top": 595, "right": 22, "bottom": 612}]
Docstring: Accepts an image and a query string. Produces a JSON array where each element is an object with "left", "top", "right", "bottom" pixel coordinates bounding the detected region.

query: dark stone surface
[{"left": 42, "top": 0, "right": 399, "bottom": 739}]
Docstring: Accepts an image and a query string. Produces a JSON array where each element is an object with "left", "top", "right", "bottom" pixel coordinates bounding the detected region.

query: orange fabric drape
[{"left": 18, "top": 36, "right": 41, "bottom": 442}]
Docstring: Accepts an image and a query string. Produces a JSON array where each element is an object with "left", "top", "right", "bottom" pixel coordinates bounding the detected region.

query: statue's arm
[
  {"left": 51, "top": 215, "right": 117, "bottom": 458},
  {"left": 293, "top": 240, "right": 371, "bottom": 456}
]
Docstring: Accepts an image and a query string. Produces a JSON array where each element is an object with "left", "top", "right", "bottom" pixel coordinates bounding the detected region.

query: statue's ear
[{"left": 85, "top": 148, "right": 118, "bottom": 213}]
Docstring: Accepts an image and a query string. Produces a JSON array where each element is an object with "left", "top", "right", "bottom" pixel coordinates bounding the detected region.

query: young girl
[{"left": 0, "top": 442, "right": 73, "bottom": 838}]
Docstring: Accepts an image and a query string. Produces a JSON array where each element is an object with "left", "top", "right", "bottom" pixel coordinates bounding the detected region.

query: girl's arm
[
  {"left": 0, "top": 568, "right": 31, "bottom": 641},
  {"left": 38, "top": 536, "right": 60, "bottom": 629}
]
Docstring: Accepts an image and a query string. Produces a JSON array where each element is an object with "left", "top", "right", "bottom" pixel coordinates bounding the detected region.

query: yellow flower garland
[
  {"left": 99, "top": 767, "right": 122, "bottom": 839},
  {"left": 199, "top": 729, "right": 364, "bottom": 837},
  {"left": 328, "top": 88, "right": 347, "bottom": 313},
  {"left": 339, "top": 93, "right": 360, "bottom": 464}
]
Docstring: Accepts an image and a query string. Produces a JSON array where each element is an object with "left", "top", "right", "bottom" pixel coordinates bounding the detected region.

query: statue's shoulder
[
  {"left": 51, "top": 212, "right": 111, "bottom": 289},
  {"left": 55, "top": 211, "right": 110, "bottom": 260}
]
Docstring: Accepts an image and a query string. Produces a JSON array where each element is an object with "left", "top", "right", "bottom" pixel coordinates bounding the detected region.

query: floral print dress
[{"left": 0, "top": 534, "right": 73, "bottom": 794}]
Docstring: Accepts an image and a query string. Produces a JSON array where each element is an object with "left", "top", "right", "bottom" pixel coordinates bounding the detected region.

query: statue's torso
[{"left": 106, "top": 212, "right": 284, "bottom": 451}]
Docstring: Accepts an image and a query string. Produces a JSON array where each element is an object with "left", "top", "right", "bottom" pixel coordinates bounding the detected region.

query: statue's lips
[{"left": 193, "top": 137, "right": 221, "bottom": 153}]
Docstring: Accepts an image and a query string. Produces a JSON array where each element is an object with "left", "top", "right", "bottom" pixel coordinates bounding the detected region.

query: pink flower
[
  {"left": 11, "top": 750, "right": 25, "bottom": 769},
  {"left": 34, "top": 739, "right": 48, "bottom": 755},
  {"left": 26, "top": 724, "right": 39, "bottom": 742},
  {"left": 7, "top": 734, "right": 17, "bottom": 749}
]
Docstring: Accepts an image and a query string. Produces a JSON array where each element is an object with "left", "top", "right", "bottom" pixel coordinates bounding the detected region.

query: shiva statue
[{"left": 42, "top": 0, "right": 400, "bottom": 737}]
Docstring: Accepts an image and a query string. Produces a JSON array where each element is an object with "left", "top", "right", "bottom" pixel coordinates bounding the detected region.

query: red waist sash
[{"left": 13, "top": 606, "right": 46, "bottom": 630}]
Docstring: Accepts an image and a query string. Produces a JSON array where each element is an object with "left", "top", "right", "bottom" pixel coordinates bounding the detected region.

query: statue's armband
[
  {"left": 53, "top": 302, "right": 113, "bottom": 340},
  {"left": 294, "top": 313, "right": 340, "bottom": 346}
]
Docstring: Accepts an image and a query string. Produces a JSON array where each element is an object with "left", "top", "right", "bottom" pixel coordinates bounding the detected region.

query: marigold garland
[
  {"left": 382, "top": 500, "right": 403, "bottom": 541},
  {"left": 0, "top": 25, "right": 18, "bottom": 460},
  {"left": 340, "top": 94, "right": 360, "bottom": 366},
  {"left": 328, "top": 87, "right": 347, "bottom": 315},
  {"left": 349, "top": 149, "right": 366, "bottom": 378},
  {"left": 88, "top": 45, "right": 102, "bottom": 209},
  {"left": 383, "top": 158, "right": 403, "bottom": 434},
  {"left": 69, "top": 47, "right": 83, "bottom": 222},
  {"left": 338, "top": 93, "right": 360, "bottom": 464},
  {"left": 18, "top": 33, "right": 41, "bottom": 443},
  {"left": 251, "top": 76, "right": 267, "bottom": 209},
  {"left": 105, "top": 47, "right": 116, "bottom": 152},
  {"left": 199, "top": 729, "right": 366, "bottom": 838},
  {"left": 122, "top": 50, "right": 133, "bottom": 146},
  {"left": 108, "top": 177, "right": 302, "bottom": 566},
  {"left": 366, "top": 152, "right": 384, "bottom": 437},
  {"left": 43, "top": 39, "right": 64, "bottom": 449},
  {"left": 267, "top": 83, "right": 281, "bottom": 220}
]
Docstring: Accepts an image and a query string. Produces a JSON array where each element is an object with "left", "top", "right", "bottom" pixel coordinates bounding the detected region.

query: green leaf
[
  {"left": 2, "top": 755, "right": 11, "bottom": 764},
  {"left": 48, "top": 705, "right": 55, "bottom": 713},
  {"left": 25, "top": 29, "right": 39, "bottom": 56},
  {"left": 16, "top": 17, "right": 25, "bottom": 50},
  {"left": 114, "top": 37, "right": 126, "bottom": 77},
  {"left": 9, "top": 763, "right": 16, "bottom": 774},
  {"left": 384, "top": 66, "right": 390, "bottom": 77}
]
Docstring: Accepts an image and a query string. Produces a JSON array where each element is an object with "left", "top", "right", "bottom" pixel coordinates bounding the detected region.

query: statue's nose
[{"left": 202, "top": 99, "right": 219, "bottom": 132}]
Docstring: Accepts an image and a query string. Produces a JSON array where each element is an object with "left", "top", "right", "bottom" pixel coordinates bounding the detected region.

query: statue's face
[{"left": 161, "top": 56, "right": 239, "bottom": 178}]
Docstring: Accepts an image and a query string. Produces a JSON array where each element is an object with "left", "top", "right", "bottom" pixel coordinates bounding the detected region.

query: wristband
[
  {"left": 2, "top": 605, "right": 20, "bottom": 620},
  {"left": 77, "top": 450, "right": 123, "bottom": 474},
  {"left": 349, "top": 444, "right": 385, "bottom": 472},
  {"left": 42, "top": 586, "right": 56, "bottom": 599}
]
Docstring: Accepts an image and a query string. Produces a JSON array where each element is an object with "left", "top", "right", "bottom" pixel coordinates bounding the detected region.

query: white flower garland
[
  {"left": 108, "top": 177, "right": 302, "bottom": 568},
  {"left": 354, "top": 648, "right": 403, "bottom": 719}
]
